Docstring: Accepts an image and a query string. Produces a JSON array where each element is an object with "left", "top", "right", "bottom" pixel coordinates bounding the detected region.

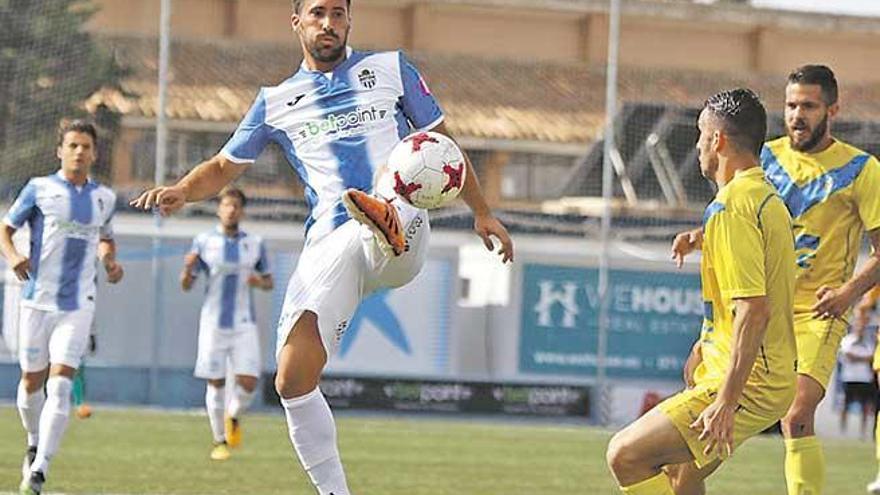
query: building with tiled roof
[{"left": 78, "top": 0, "right": 880, "bottom": 212}]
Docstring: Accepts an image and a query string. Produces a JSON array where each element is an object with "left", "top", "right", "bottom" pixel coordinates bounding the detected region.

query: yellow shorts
[
  {"left": 793, "top": 314, "right": 848, "bottom": 389},
  {"left": 658, "top": 385, "right": 788, "bottom": 469},
  {"left": 873, "top": 345, "right": 880, "bottom": 372}
]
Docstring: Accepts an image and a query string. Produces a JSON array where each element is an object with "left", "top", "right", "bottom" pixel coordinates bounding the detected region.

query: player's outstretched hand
[
  {"left": 812, "top": 285, "right": 857, "bottom": 319},
  {"left": 689, "top": 398, "right": 735, "bottom": 460},
  {"left": 104, "top": 260, "right": 124, "bottom": 284},
  {"left": 671, "top": 228, "right": 702, "bottom": 269},
  {"left": 11, "top": 254, "right": 30, "bottom": 281},
  {"left": 130, "top": 186, "right": 187, "bottom": 217},
  {"left": 474, "top": 213, "right": 514, "bottom": 264}
]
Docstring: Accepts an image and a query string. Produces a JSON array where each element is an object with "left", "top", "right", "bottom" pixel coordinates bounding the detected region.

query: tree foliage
[{"left": 0, "top": 0, "right": 125, "bottom": 192}]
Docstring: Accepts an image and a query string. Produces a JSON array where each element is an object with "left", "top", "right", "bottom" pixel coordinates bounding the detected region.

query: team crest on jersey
[
  {"left": 358, "top": 68, "right": 376, "bottom": 89},
  {"left": 97, "top": 198, "right": 104, "bottom": 212}
]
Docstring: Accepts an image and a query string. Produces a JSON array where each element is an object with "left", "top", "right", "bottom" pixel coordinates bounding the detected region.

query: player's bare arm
[
  {"left": 430, "top": 121, "right": 514, "bottom": 263},
  {"left": 247, "top": 273, "right": 274, "bottom": 291},
  {"left": 855, "top": 291, "right": 877, "bottom": 323},
  {"left": 690, "top": 295, "right": 770, "bottom": 459},
  {"left": 671, "top": 227, "right": 703, "bottom": 268},
  {"left": 683, "top": 341, "right": 702, "bottom": 388},
  {"left": 844, "top": 351, "right": 873, "bottom": 364},
  {"left": 0, "top": 224, "right": 29, "bottom": 281},
  {"left": 130, "top": 154, "right": 247, "bottom": 216},
  {"left": 180, "top": 253, "right": 200, "bottom": 292},
  {"left": 98, "top": 239, "right": 124, "bottom": 284},
  {"left": 813, "top": 227, "right": 880, "bottom": 318}
]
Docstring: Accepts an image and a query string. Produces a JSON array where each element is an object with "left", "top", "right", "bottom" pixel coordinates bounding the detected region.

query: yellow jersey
[
  {"left": 865, "top": 286, "right": 880, "bottom": 371},
  {"left": 762, "top": 137, "right": 880, "bottom": 314},
  {"left": 696, "top": 167, "right": 797, "bottom": 414}
]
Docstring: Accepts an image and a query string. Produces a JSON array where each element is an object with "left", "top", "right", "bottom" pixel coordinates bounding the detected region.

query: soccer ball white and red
[{"left": 388, "top": 131, "right": 467, "bottom": 209}]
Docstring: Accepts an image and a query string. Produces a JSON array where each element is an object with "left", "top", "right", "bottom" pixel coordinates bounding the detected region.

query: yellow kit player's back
[
  {"left": 661, "top": 166, "right": 797, "bottom": 468},
  {"left": 610, "top": 88, "right": 797, "bottom": 495}
]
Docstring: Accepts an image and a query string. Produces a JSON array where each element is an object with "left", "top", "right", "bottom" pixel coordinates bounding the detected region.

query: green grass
[{"left": 0, "top": 406, "right": 875, "bottom": 494}]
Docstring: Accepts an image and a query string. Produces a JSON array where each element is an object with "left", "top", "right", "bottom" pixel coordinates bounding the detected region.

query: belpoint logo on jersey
[
  {"left": 358, "top": 68, "right": 377, "bottom": 89},
  {"left": 55, "top": 219, "right": 98, "bottom": 240},
  {"left": 293, "top": 103, "right": 394, "bottom": 147}
]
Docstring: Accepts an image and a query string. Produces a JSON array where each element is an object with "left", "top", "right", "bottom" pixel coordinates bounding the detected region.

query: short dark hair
[
  {"left": 292, "top": 0, "right": 351, "bottom": 13},
  {"left": 219, "top": 186, "right": 247, "bottom": 207},
  {"left": 703, "top": 88, "right": 768, "bottom": 157},
  {"left": 787, "top": 64, "right": 838, "bottom": 106},
  {"left": 57, "top": 119, "right": 98, "bottom": 147}
]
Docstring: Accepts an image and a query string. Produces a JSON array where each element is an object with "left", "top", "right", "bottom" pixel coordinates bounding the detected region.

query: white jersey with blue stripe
[
  {"left": 2, "top": 171, "right": 116, "bottom": 312},
  {"left": 190, "top": 227, "right": 269, "bottom": 331},
  {"left": 219, "top": 48, "right": 444, "bottom": 242}
]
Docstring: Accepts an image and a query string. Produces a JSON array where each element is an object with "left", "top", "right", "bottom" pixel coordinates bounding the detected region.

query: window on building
[
  {"left": 131, "top": 129, "right": 301, "bottom": 198},
  {"left": 501, "top": 152, "right": 576, "bottom": 201}
]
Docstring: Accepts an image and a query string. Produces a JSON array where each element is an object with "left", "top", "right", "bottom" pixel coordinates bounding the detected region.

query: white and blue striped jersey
[
  {"left": 219, "top": 48, "right": 444, "bottom": 242},
  {"left": 190, "top": 227, "right": 269, "bottom": 331},
  {"left": 2, "top": 171, "right": 116, "bottom": 312}
]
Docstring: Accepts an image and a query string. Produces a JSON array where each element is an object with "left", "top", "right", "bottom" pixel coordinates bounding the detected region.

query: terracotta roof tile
[
  {"left": 89, "top": 36, "right": 600, "bottom": 144},
  {"left": 88, "top": 36, "right": 880, "bottom": 146}
]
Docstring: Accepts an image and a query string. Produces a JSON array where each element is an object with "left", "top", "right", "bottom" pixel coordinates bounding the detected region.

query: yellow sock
[
  {"left": 621, "top": 472, "right": 675, "bottom": 495},
  {"left": 784, "top": 436, "right": 825, "bottom": 495}
]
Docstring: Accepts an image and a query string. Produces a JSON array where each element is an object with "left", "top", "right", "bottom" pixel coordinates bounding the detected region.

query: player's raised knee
[{"left": 606, "top": 431, "right": 638, "bottom": 478}]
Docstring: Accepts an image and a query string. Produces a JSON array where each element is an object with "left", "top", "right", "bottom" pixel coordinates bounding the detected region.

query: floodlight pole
[
  {"left": 149, "top": 0, "right": 172, "bottom": 405},
  {"left": 597, "top": 0, "right": 621, "bottom": 427}
]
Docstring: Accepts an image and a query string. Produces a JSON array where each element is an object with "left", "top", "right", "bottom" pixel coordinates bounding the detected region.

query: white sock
[
  {"left": 17, "top": 381, "right": 45, "bottom": 448},
  {"left": 227, "top": 384, "right": 256, "bottom": 419},
  {"left": 205, "top": 384, "right": 226, "bottom": 443},
  {"left": 31, "top": 376, "right": 73, "bottom": 475},
  {"left": 281, "top": 388, "right": 350, "bottom": 495}
]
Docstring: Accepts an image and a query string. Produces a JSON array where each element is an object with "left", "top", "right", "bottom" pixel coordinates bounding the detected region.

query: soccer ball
[{"left": 388, "top": 131, "right": 467, "bottom": 209}]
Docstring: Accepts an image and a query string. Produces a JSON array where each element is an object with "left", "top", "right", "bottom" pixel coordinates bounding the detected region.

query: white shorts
[
  {"left": 194, "top": 322, "right": 261, "bottom": 380},
  {"left": 18, "top": 305, "right": 94, "bottom": 372},
  {"left": 275, "top": 203, "right": 430, "bottom": 360}
]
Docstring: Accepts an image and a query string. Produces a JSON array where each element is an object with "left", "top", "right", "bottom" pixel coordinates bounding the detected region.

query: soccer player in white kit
[
  {"left": 181, "top": 187, "right": 273, "bottom": 460},
  {"left": 132, "top": 0, "right": 513, "bottom": 493},
  {"left": 0, "top": 120, "right": 124, "bottom": 495}
]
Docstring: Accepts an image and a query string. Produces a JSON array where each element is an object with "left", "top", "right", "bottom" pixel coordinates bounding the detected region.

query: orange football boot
[{"left": 342, "top": 189, "right": 405, "bottom": 256}]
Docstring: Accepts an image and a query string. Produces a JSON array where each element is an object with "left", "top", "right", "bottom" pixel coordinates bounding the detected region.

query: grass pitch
[{"left": 0, "top": 406, "right": 874, "bottom": 494}]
